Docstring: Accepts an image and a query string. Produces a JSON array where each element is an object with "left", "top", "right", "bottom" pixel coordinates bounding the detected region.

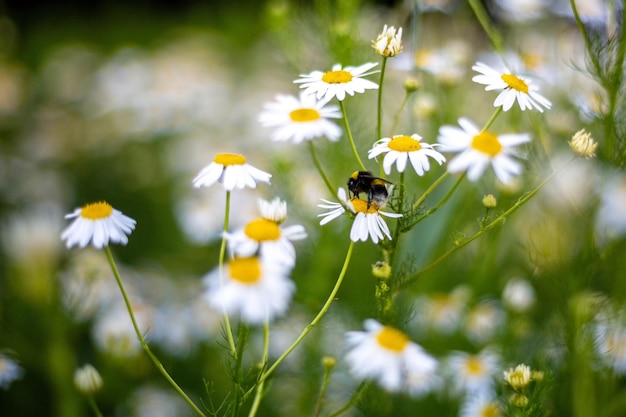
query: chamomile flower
[
  {"left": 472, "top": 62, "right": 551, "bottom": 112},
  {"left": 460, "top": 394, "right": 502, "bottom": 417},
  {"left": 368, "top": 134, "right": 446, "bottom": 176},
  {"left": 258, "top": 93, "right": 342, "bottom": 143},
  {"left": 317, "top": 188, "right": 402, "bottom": 244},
  {"left": 225, "top": 198, "right": 307, "bottom": 267},
  {"left": 445, "top": 349, "right": 501, "bottom": 397},
  {"left": 192, "top": 153, "right": 271, "bottom": 191},
  {"left": 0, "top": 354, "right": 24, "bottom": 389},
  {"left": 345, "top": 319, "right": 439, "bottom": 396},
  {"left": 61, "top": 201, "right": 136, "bottom": 249},
  {"left": 203, "top": 256, "right": 294, "bottom": 325},
  {"left": 372, "top": 25, "right": 403, "bottom": 57},
  {"left": 437, "top": 118, "right": 531, "bottom": 184},
  {"left": 294, "top": 63, "right": 379, "bottom": 102}
]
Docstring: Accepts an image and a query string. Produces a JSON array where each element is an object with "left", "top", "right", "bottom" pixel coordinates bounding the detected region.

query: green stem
[
  {"left": 248, "top": 320, "right": 270, "bottom": 417},
  {"left": 388, "top": 171, "right": 406, "bottom": 266},
  {"left": 219, "top": 191, "right": 238, "bottom": 358},
  {"left": 313, "top": 361, "right": 334, "bottom": 417},
  {"left": 482, "top": 107, "right": 502, "bottom": 132},
  {"left": 376, "top": 57, "right": 388, "bottom": 141},
  {"left": 396, "top": 157, "right": 576, "bottom": 292},
  {"left": 248, "top": 241, "right": 355, "bottom": 392},
  {"left": 325, "top": 382, "right": 367, "bottom": 417},
  {"left": 104, "top": 247, "right": 206, "bottom": 417},
  {"left": 412, "top": 171, "right": 450, "bottom": 211},
  {"left": 408, "top": 172, "right": 464, "bottom": 229},
  {"left": 340, "top": 101, "right": 366, "bottom": 170},
  {"left": 468, "top": 0, "right": 504, "bottom": 54},
  {"left": 86, "top": 395, "right": 104, "bottom": 417},
  {"left": 389, "top": 91, "right": 410, "bottom": 137},
  {"left": 309, "top": 141, "right": 337, "bottom": 196}
]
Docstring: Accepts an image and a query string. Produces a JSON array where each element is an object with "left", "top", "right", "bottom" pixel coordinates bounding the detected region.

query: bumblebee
[{"left": 347, "top": 170, "right": 393, "bottom": 209}]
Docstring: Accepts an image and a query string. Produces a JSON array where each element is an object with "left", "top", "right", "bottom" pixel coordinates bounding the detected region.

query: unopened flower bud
[
  {"left": 322, "top": 356, "right": 336, "bottom": 370},
  {"left": 482, "top": 194, "right": 497, "bottom": 208},
  {"left": 372, "top": 261, "right": 392, "bottom": 279},
  {"left": 509, "top": 393, "right": 529, "bottom": 408},
  {"left": 569, "top": 129, "right": 597, "bottom": 158},
  {"left": 403, "top": 77, "right": 420, "bottom": 93},
  {"left": 74, "top": 364, "right": 103, "bottom": 395},
  {"left": 372, "top": 25, "right": 403, "bottom": 57}
]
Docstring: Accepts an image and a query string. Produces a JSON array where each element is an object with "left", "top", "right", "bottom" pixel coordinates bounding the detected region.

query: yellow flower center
[
  {"left": 322, "top": 70, "right": 353, "bottom": 84},
  {"left": 228, "top": 257, "right": 262, "bottom": 284},
  {"left": 471, "top": 131, "right": 502, "bottom": 157},
  {"left": 80, "top": 202, "right": 113, "bottom": 220},
  {"left": 481, "top": 403, "right": 501, "bottom": 417},
  {"left": 501, "top": 73, "right": 529, "bottom": 93},
  {"left": 376, "top": 326, "right": 410, "bottom": 352},
  {"left": 289, "top": 108, "right": 321, "bottom": 122},
  {"left": 214, "top": 153, "right": 246, "bottom": 166},
  {"left": 244, "top": 218, "right": 281, "bottom": 241},
  {"left": 388, "top": 135, "right": 422, "bottom": 152},
  {"left": 465, "top": 356, "right": 485, "bottom": 376},
  {"left": 350, "top": 198, "right": 379, "bottom": 214}
]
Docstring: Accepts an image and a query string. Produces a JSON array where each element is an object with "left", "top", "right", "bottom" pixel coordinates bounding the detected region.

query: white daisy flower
[
  {"left": 317, "top": 188, "right": 402, "bottom": 244},
  {"left": 258, "top": 197, "right": 288, "bottom": 223},
  {"left": 258, "top": 93, "right": 342, "bottom": 143},
  {"left": 445, "top": 349, "right": 501, "bottom": 397},
  {"left": 460, "top": 394, "right": 502, "bottom": 417},
  {"left": 0, "top": 354, "right": 24, "bottom": 389},
  {"left": 437, "top": 117, "right": 531, "bottom": 184},
  {"left": 61, "top": 201, "right": 136, "bottom": 249},
  {"left": 192, "top": 153, "right": 271, "bottom": 191},
  {"left": 345, "top": 319, "right": 439, "bottom": 396},
  {"left": 372, "top": 25, "right": 403, "bottom": 57},
  {"left": 368, "top": 134, "right": 446, "bottom": 176},
  {"left": 204, "top": 256, "right": 294, "bottom": 325},
  {"left": 225, "top": 210, "right": 307, "bottom": 268},
  {"left": 594, "top": 308, "right": 626, "bottom": 374},
  {"left": 472, "top": 61, "right": 551, "bottom": 112},
  {"left": 294, "top": 63, "right": 379, "bottom": 102}
]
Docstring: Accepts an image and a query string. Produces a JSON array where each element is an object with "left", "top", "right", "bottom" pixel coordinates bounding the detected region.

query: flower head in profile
[
  {"left": 345, "top": 319, "right": 439, "bottom": 396},
  {"left": 203, "top": 256, "right": 294, "bottom": 324},
  {"left": 258, "top": 93, "right": 342, "bottom": 143},
  {"left": 503, "top": 364, "right": 532, "bottom": 389},
  {"left": 472, "top": 61, "right": 551, "bottom": 112},
  {"left": 569, "top": 128, "right": 598, "bottom": 158},
  {"left": 437, "top": 118, "right": 531, "bottom": 184},
  {"left": 225, "top": 198, "right": 307, "bottom": 268},
  {"left": 193, "top": 153, "right": 271, "bottom": 191},
  {"left": 372, "top": 25, "right": 403, "bottom": 57},
  {"left": 317, "top": 188, "right": 402, "bottom": 244},
  {"left": 74, "top": 364, "right": 103, "bottom": 395},
  {"left": 294, "top": 63, "right": 379, "bottom": 102},
  {"left": 61, "top": 201, "right": 136, "bottom": 249},
  {"left": 368, "top": 134, "right": 446, "bottom": 176}
]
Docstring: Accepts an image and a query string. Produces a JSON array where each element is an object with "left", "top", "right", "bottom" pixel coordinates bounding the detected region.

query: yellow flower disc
[
  {"left": 289, "top": 108, "right": 321, "bottom": 122},
  {"left": 350, "top": 198, "right": 379, "bottom": 213},
  {"left": 244, "top": 218, "right": 281, "bottom": 241},
  {"left": 376, "top": 326, "right": 410, "bottom": 352},
  {"left": 322, "top": 70, "right": 353, "bottom": 84},
  {"left": 388, "top": 135, "right": 422, "bottom": 152},
  {"left": 501, "top": 74, "right": 529, "bottom": 93},
  {"left": 81, "top": 202, "right": 113, "bottom": 220},
  {"left": 214, "top": 153, "right": 246, "bottom": 166},
  {"left": 471, "top": 131, "right": 502, "bottom": 157},
  {"left": 465, "top": 356, "right": 485, "bottom": 375},
  {"left": 228, "top": 257, "right": 262, "bottom": 284}
]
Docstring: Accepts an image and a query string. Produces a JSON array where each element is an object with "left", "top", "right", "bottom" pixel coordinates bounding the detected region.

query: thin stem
[
  {"left": 408, "top": 172, "right": 464, "bottom": 229},
  {"left": 389, "top": 91, "right": 410, "bottom": 136},
  {"left": 325, "top": 382, "right": 367, "bottom": 417},
  {"left": 104, "top": 247, "right": 206, "bottom": 417},
  {"left": 481, "top": 107, "right": 502, "bottom": 132},
  {"left": 376, "top": 57, "right": 388, "bottom": 141},
  {"left": 219, "top": 191, "right": 238, "bottom": 358},
  {"left": 468, "top": 0, "right": 504, "bottom": 54},
  {"left": 396, "top": 157, "right": 576, "bottom": 292},
  {"left": 247, "top": 319, "right": 270, "bottom": 417},
  {"left": 313, "top": 362, "right": 334, "bottom": 417},
  {"left": 340, "top": 101, "right": 366, "bottom": 170},
  {"left": 251, "top": 241, "right": 355, "bottom": 390},
  {"left": 412, "top": 171, "right": 450, "bottom": 211},
  {"left": 86, "top": 395, "right": 104, "bottom": 417},
  {"left": 309, "top": 141, "right": 337, "bottom": 196}
]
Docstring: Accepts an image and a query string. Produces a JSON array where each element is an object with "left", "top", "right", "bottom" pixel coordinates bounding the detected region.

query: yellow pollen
[
  {"left": 228, "top": 257, "right": 262, "bottom": 284},
  {"left": 80, "top": 201, "right": 113, "bottom": 220},
  {"left": 376, "top": 326, "right": 410, "bottom": 352},
  {"left": 501, "top": 73, "right": 528, "bottom": 93},
  {"left": 244, "top": 218, "right": 281, "bottom": 241},
  {"left": 471, "top": 131, "right": 502, "bottom": 157},
  {"left": 214, "top": 153, "right": 246, "bottom": 166},
  {"left": 322, "top": 70, "right": 353, "bottom": 84},
  {"left": 289, "top": 108, "right": 321, "bottom": 122},
  {"left": 350, "top": 198, "right": 379, "bottom": 214},
  {"left": 465, "top": 356, "right": 484, "bottom": 375},
  {"left": 388, "top": 135, "right": 422, "bottom": 152}
]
